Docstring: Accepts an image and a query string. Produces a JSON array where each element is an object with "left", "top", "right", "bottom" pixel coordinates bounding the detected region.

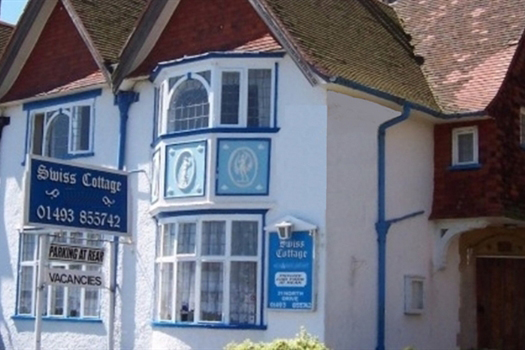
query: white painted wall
[{"left": 325, "top": 91, "right": 461, "bottom": 350}]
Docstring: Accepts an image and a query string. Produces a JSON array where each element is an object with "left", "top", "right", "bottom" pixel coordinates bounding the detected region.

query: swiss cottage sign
[{"left": 24, "top": 155, "right": 129, "bottom": 236}]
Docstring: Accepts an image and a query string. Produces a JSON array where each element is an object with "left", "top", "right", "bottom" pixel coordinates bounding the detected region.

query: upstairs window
[
  {"left": 32, "top": 105, "right": 93, "bottom": 159},
  {"left": 452, "top": 126, "right": 478, "bottom": 165},
  {"left": 157, "top": 61, "right": 276, "bottom": 136}
]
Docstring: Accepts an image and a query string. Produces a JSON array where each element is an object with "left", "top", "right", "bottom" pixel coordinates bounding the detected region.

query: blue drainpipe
[
  {"left": 376, "top": 104, "right": 424, "bottom": 350},
  {"left": 110, "top": 91, "right": 139, "bottom": 349}
]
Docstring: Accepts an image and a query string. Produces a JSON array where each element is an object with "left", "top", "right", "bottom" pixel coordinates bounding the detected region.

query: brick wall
[
  {"left": 132, "top": 0, "right": 273, "bottom": 76},
  {"left": 432, "top": 38, "right": 525, "bottom": 220},
  {"left": 2, "top": 2, "right": 100, "bottom": 102}
]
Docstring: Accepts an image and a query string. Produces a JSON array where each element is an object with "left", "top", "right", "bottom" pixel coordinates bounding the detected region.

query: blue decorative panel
[
  {"left": 216, "top": 138, "right": 270, "bottom": 195},
  {"left": 165, "top": 141, "right": 207, "bottom": 198}
]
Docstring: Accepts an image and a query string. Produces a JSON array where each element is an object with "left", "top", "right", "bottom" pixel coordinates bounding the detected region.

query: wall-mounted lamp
[{"left": 275, "top": 221, "right": 294, "bottom": 240}]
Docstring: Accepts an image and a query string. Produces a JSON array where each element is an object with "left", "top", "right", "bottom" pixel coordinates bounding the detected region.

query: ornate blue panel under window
[
  {"left": 216, "top": 139, "right": 271, "bottom": 196},
  {"left": 165, "top": 141, "right": 207, "bottom": 198}
]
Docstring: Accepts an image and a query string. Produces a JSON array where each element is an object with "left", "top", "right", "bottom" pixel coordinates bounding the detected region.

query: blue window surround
[
  {"left": 448, "top": 163, "right": 482, "bottom": 171},
  {"left": 154, "top": 208, "right": 268, "bottom": 328},
  {"left": 163, "top": 140, "right": 208, "bottom": 199},
  {"left": 151, "top": 149, "right": 161, "bottom": 204},
  {"left": 215, "top": 138, "right": 272, "bottom": 197},
  {"left": 21, "top": 88, "right": 102, "bottom": 166},
  {"left": 11, "top": 315, "right": 102, "bottom": 324}
]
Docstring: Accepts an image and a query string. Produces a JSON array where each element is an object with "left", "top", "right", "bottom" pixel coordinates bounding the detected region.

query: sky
[{"left": 1, "top": 0, "right": 29, "bottom": 25}]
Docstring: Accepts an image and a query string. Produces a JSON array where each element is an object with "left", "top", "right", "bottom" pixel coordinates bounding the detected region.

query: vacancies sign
[
  {"left": 47, "top": 268, "right": 104, "bottom": 289},
  {"left": 24, "top": 156, "right": 129, "bottom": 236},
  {"left": 48, "top": 243, "right": 105, "bottom": 265}
]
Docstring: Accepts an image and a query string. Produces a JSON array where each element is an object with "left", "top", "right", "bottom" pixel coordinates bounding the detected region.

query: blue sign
[
  {"left": 25, "top": 156, "right": 129, "bottom": 236},
  {"left": 216, "top": 138, "right": 271, "bottom": 196},
  {"left": 165, "top": 141, "right": 207, "bottom": 198},
  {"left": 268, "top": 231, "right": 315, "bottom": 310}
]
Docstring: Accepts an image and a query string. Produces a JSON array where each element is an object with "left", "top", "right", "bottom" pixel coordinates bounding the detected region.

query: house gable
[
  {"left": 131, "top": 0, "right": 281, "bottom": 77},
  {"left": 2, "top": 1, "right": 103, "bottom": 103}
]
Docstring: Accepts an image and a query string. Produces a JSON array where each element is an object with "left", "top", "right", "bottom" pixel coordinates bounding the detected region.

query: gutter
[
  {"left": 109, "top": 90, "right": 139, "bottom": 350},
  {"left": 375, "top": 104, "right": 424, "bottom": 350}
]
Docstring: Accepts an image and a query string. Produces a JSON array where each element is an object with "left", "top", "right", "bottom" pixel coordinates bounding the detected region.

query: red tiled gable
[
  {"left": 393, "top": 0, "right": 525, "bottom": 114},
  {"left": 132, "top": 0, "right": 282, "bottom": 77},
  {"left": 2, "top": 1, "right": 101, "bottom": 103}
]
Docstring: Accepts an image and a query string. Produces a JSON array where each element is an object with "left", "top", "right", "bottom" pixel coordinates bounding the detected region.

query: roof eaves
[
  {"left": 112, "top": 0, "right": 171, "bottom": 92},
  {"left": 0, "top": 0, "right": 49, "bottom": 100},
  {"left": 248, "top": 0, "right": 319, "bottom": 86},
  {"left": 61, "top": 0, "right": 112, "bottom": 88}
]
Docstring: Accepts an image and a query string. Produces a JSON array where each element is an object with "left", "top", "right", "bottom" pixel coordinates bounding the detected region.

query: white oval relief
[
  {"left": 175, "top": 150, "right": 196, "bottom": 191},
  {"left": 228, "top": 147, "right": 258, "bottom": 188}
]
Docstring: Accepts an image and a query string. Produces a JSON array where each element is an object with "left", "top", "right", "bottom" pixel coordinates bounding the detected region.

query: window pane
[
  {"left": 84, "top": 265, "right": 100, "bottom": 317},
  {"left": 168, "top": 79, "right": 209, "bottom": 132},
  {"left": 32, "top": 113, "right": 44, "bottom": 156},
  {"left": 46, "top": 113, "right": 69, "bottom": 159},
  {"left": 162, "top": 224, "right": 176, "bottom": 256},
  {"left": 67, "top": 265, "right": 82, "bottom": 317},
  {"left": 247, "top": 69, "right": 271, "bottom": 127},
  {"left": 231, "top": 221, "right": 258, "bottom": 256},
  {"left": 457, "top": 133, "right": 474, "bottom": 163},
  {"left": 230, "top": 262, "right": 257, "bottom": 324},
  {"left": 49, "top": 269, "right": 65, "bottom": 316},
  {"left": 70, "top": 232, "right": 83, "bottom": 245},
  {"left": 18, "top": 266, "right": 34, "bottom": 314},
  {"left": 176, "top": 261, "right": 195, "bottom": 322},
  {"left": 86, "top": 232, "right": 103, "bottom": 247},
  {"left": 159, "top": 263, "right": 174, "bottom": 321},
  {"left": 71, "top": 106, "right": 91, "bottom": 152},
  {"left": 200, "top": 262, "right": 223, "bottom": 322},
  {"left": 202, "top": 221, "right": 225, "bottom": 256},
  {"left": 21, "top": 234, "right": 37, "bottom": 262},
  {"left": 177, "top": 223, "right": 196, "bottom": 254},
  {"left": 220, "top": 72, "right": 240, "bottom": 125}
]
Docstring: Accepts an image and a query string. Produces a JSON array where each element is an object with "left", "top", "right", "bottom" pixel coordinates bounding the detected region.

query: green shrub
[{"left": 225, "top": 328, "right": 329, "bottom": 350}]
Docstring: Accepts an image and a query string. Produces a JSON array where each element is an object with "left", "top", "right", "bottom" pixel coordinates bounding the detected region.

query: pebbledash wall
[
  {"left": 0, "top": 55, "right": 330, "bottom": 350},
  {"left": 325, "top": 92, "right": 460, "bottom": 350}
]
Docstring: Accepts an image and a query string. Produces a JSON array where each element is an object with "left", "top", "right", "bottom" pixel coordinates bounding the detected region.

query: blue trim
[
  {"left": 14, "top": 235, "right": 22, "bottom": 315},
  {"left": 151, "top": 149, "right": 160, "bottom": 204},
  {"left": 152, "top": 87, "right": 159, "bottom": 147},
  {"left": 12, "top": 315, "right": 103, "bottom": 323},
  {"left": 447, "top": 163, "right": 482, "bottom": 171},
  {"left": 21, "top": 110, "right": 30, "bottom": 166},
  {"left": 150, "top": 52, "right": 286, "bottom": 82},
  {"left": 22, "top": 89, "right": 102, "bottom": 111},
  {"left": 215, "top": 138, "right": 271, "bottom": 196},
  {"left": 151, "top": 321, "right": 267, "bottom": 330},
  {"left": 157, "top": 208, "right": 269, "bottom": 220},
  {"left": 260, "top": 212, "right": 266, "bottom": 326},
  {"left": 328, "top": 76, "right": 487, "bottom": 120},
  {"left": 273, "top": 62, "right": 279, "bottom": 128},
  {"left": 60, "top": 152, "right": 95, "bottom": 160},
  {"left": 163, "top": 140, "right": 208, "bottom": 199},
  {"left": 154, "top": 127, "right": 280, "bottom": 145}
]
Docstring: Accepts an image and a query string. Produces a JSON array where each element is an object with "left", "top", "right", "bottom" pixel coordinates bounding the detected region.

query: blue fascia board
[
  {"left": 153, "top": 127, "right": 280, "bottom": 147},
  {"left": 150, "top": 51, "right": 286, "bottom": 82},
  {"left": 156, "top": 208, "right": 269, "bottom": 220},
  {"left": 12, "top": 315, "right": 103, "bottom": 323},
  {"left": 22, "top": 89, "right": 102, "bottom": 111},
  {"left": 327, "top": 76, "right": 487, "bottom": 120},
  {"left": 151, "top": 321, "right": 267, "bottom": 330}
]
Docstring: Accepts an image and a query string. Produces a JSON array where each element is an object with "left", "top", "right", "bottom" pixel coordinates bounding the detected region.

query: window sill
[
  {"left": 151, "top": 321, "right": 267, "bottom": 330},
  {"left": 447, "top": 163, "right": 482, "bottom": 171},
  {"left": 153, "top": 127, "right": 280, "bottom": 146},
  {"left": 61, "top": 151, "right": 95, "bottom": 160},
  {"left": 11, "top": 315, "right": 103, "bottom": 323}
]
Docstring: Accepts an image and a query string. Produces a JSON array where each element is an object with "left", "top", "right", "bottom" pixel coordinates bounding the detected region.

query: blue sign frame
[
  {"left": 268, "top": 231, "right": 315, "bottom": 311},
  {"left": 24, "top": 155, "right": 130, "bottom": 236}
]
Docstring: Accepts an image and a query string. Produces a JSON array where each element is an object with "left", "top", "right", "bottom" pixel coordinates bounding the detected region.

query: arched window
[
  {"left": 167, "top": 78, "right": 210, "bottom": 132},
  {"left": 45, "top": 112, "right": 70, "bottom": 159}
]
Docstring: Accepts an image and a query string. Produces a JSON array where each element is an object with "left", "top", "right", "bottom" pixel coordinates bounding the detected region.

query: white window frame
[
  {"left": 32, "top": 101, "right": 95, "bottom": 158},
  {"left": 155, "top": 214, "right": 263, "bottom": 325},
  {"left": 519, "top": 107, "right": 525, "bottom": 148},
  {"left": 16, "top": 232, "right": 102, "bottom": 319},
  {"left": 452, "top": 126, "right": 478, "bottom": 165},
  {"left": 156, "top": 59, "right": 277, "bottom": 136},
  {"left": 404, "top": 275, "right": 425, "bottom": 315}
]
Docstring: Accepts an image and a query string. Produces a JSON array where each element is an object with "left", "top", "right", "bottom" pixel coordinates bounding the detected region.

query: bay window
[
  {"left": 155, "top": 216, "right": 262, "bottom": 325},
  {"left": 156, "top": 60, "right": 276, "bottom": 136}
]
